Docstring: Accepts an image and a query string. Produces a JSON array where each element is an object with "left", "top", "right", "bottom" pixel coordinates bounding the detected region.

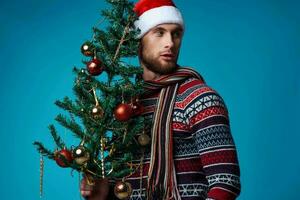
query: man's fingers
[
  {"left": 81, "top": 190, "right": 92, "bottom": 197},
  {"left": 80, "top": 177, "right": 109, "bottom": 199},
  {"left": 81, "top": 184, "right": 94, "bottom": 191},
  {"left": 81, "top": 178, "right": 95, "bottom": 190},
  {"left": 81, "top": 179, "right": 94, "bottom": 198}
]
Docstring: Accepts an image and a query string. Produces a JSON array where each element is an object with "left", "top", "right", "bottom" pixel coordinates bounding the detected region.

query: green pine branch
[
  {"left": 55, "top": 97, "right": 82, "bottom": 118},
  {"left": 73, "top": 85, "right": 95, "bottom": 104},
  {"left": 55, "top": 114, "right": 86, "bottom": 140},
  {"left": 48, "top": 125, "right": 65, "bottom": 149},
  {"left": 33, "top": 142, "right": 55, "bottom": 159}
]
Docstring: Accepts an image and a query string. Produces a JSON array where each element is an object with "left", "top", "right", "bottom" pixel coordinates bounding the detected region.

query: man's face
[{"left": 140, "top": 23, "right": 183, "bottom": 75}]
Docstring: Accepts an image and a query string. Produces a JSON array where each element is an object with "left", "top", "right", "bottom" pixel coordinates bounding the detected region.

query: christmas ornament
[
  {"left": 100, "top": 137, "right": 105, "bottom": 178},
  {"left": 132, "top": 101, "right": 144, "bottom": 116},
  {"left": 85, "top": 77, "right": 92, "bottom": 83},
  {"left": 114, "top": 181, "right": 132, "bottom": 199},
  {"left": 91, "top": 105, "right": 104, "bottom": 119},
  {"left": 122, "top": 129, "right": 128, "bottom": 143},
  {"left": 80, "top": 68, "right": 86, "bottom": 74},
  {"left": 91, "top": 87, "right": 104, "bottom": 120},
  {"left": 86, "top": 58, "right": 104, "bottom": 76},
  {"left": 81, "top": 41, "right": 95, "bottom": 57},
  {"left": 54, "top": 148, "right": 73, "bottom": 168},
  {"left": 138, "top": 152, "right": 145, "bottom": 196},
  {"left": 138, "top": 133, "right": 150, "bottom": 146},
  {"left": 109, "top": 144, "right": 116, "bottom": 156},
  {"left": 73, "top": 145, "right": 90, "bottom": 166},
  {"left": 114, "top": 103, "right": 133, "bottom": 121},
  {"left": 39, "top": 153, "right": 44, "bottom": 198}
]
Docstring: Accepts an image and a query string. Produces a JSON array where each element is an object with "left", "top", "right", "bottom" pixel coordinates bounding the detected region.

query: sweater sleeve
[{"left": 185, "top": 80, "right": 241, "bottom": 200}]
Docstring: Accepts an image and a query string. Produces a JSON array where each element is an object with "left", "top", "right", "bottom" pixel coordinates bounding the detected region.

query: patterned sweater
[{"left": 126, "top": 77, "right": 241, "bottom": 200}]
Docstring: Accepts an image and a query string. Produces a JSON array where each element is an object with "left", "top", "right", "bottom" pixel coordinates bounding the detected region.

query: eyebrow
[{"left": 153, "top": 26, "right": 183, "bottom": 33}]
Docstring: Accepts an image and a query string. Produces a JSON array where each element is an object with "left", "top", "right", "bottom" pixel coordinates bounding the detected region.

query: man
[{"left": 81, "top": 0, "right": 241, "bottom": 199}]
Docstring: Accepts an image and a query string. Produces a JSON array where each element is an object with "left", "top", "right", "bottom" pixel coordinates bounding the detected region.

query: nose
[{"left": 164, "top": 33, "right": 174, "bottom": 49}]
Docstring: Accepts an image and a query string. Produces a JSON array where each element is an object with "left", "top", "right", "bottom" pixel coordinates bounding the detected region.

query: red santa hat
[{"left": 134, "top": 0, "right": 184, "bottom": 38}]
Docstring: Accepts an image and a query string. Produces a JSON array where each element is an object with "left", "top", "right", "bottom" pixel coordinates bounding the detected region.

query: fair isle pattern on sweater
[{"left": 127, "top": 77, "right": 241, "bottom": 200}]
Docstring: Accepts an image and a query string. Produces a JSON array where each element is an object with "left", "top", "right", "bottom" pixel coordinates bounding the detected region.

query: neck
[{"left": 141, "top": 64, "right": 162, "bottom": 81}]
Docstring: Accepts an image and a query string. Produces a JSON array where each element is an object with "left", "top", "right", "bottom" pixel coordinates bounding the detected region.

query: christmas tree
[{"left": 34, "top": 0, "right": 150, "bottom": 198}]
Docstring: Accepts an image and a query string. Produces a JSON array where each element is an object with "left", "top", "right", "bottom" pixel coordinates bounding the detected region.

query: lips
[{"left": 160, "top": 53, "right": 175, "bottom": 61}]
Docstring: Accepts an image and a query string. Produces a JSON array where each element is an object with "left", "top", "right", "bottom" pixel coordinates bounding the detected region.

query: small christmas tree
[{"left": 34, "top": 0, "right": 149, "bottom": 198}]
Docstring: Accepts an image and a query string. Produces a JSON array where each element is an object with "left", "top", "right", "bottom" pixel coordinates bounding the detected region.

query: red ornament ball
[
  {"left": 86, "top": 58, "right": 104, "bottom": 76},
  {"left": 54, "top": 149, "right": 73, "bottom": 168},
  {"left": 114, "top": 103, "right": 133, "bottom": 121},
  {"left": 132, "top": 102, "right": 144, "bottom": 116}
]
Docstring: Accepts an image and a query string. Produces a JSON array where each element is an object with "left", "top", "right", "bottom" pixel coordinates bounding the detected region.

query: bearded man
[{"left": 80, "top": 0, "right": 241, "bottom": 199}]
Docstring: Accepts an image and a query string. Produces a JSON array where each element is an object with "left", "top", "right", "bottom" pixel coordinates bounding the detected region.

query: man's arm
[{"left": 186, "top": 80, "right": 241, "bottom": 200}]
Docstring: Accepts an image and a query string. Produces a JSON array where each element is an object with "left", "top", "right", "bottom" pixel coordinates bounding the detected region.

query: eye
[
  {"left": 152, "top": 28, "right": 165, "bottom": 37},
  {"left": 173, "top": 31, "right": 182, "bottom": 38},
  {"left": 156, "top": 30, "right": 164, "bottom": 37}
]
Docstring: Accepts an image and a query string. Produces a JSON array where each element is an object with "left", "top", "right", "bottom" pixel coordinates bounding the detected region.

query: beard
[{"left": 140, "top": 46, "right": 179, "bottom": 75}]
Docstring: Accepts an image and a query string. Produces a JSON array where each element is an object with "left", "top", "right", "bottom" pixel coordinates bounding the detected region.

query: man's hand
[{"left": 80, "top": 177, "right": 109, "bottom": 200}]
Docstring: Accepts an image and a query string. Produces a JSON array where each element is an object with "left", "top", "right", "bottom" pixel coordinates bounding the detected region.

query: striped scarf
[{"left": 143, "top": 67, "right": 205, "bottom": 200}]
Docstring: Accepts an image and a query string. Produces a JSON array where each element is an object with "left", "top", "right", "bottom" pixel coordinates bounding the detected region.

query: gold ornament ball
[
  {"left": 72, "top": 146, "right": 90, "bottom": 165},
  {"left": 91, "top": 105, "right": 104, "bottom": 119},
  {"left": 138, "top": 134, "right": 151, "bottom": 146},
  {"left": 81, "top": 42, "right": 94, "bottom": 57},
  {"left": 114, "top": 181, "right": 132, "bottom": 200}
]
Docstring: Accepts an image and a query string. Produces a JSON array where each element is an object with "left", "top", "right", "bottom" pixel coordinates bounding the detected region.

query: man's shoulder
[
  {"left": 178, "top": 76, "right": 215, "bottom": 95},
  {"left": 177, "top": 76, "right": 226, "bottom": 107}
]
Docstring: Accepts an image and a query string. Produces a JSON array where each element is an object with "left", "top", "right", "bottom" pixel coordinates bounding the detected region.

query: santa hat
[{"left": 134, "top": 0, "right": 184, "bottom": 38}]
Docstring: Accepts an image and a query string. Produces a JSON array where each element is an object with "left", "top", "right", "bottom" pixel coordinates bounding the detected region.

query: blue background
[{"left": 1, "top": 0, "right": 299, "bottom": 199}]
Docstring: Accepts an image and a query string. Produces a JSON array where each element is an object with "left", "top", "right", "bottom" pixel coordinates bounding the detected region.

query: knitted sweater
[{"left": 126, "top": 77, "right": 241, "bottom": 200}]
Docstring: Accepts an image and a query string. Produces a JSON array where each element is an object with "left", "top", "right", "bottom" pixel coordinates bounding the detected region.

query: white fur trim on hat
[{"left": 134, "top": 6, "right": 184, "bottom": 39}]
